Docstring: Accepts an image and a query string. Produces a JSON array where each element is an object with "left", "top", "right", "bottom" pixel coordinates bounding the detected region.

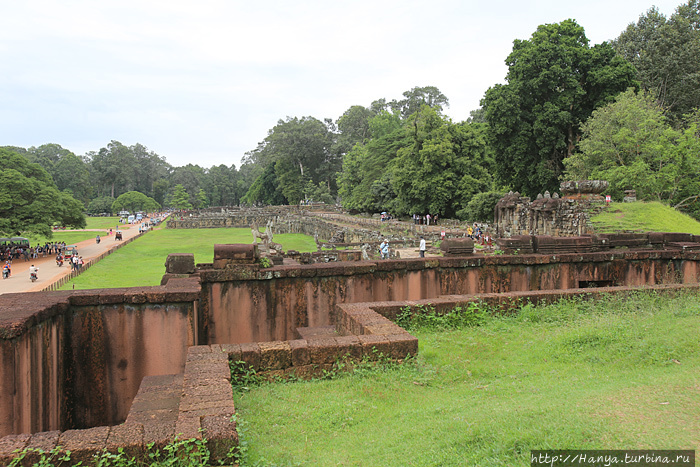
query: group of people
[
  {"left": 1, "top": 241, "right": 68, "bottom": 263},
  {"left": 412, "top": 213, "right": 438, "bottom": 225}
]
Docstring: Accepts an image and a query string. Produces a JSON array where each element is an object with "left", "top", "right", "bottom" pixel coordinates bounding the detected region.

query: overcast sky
[{"left": 0, "top": 0, "right": 685, "bottom": 169}]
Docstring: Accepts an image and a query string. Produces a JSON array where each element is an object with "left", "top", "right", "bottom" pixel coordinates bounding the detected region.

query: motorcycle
[
  {"left": 56, "top": 256, "right": 63, "bottom": 267},
  {"left": 30, "top": 267, "right": 38, "bottom": 282},
  {"left": 2, "top": 268, "right": 9, "bottom": 279}
]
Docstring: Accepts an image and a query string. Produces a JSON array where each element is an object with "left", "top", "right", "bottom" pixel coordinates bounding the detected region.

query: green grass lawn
[
  {"left": 60, "top": 228, "right": 317, "bottom": 289},
  {"left": 591, "top": 202, "right": 700, "bottom": 234},
  {"left": 84, "top": 216, "right": 123, "bottom": 230},
  {"left": 234, "top": 292, "right": 700, "bottom": 466}
]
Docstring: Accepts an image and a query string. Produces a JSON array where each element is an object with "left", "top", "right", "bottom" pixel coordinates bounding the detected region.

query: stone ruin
[
  {"left": 5, "top": 206, "right": 700, "bottom": 464},
  {"left": 494, "top": 181, "right": 610, "bottom": 238}
]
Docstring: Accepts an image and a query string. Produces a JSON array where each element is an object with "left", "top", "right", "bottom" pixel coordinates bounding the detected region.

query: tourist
[
  {"left": 419, "top": 236, "right": 426, "bottom": 258},
  {"left": 380, "top": 239, "right": 389, "bottom": 260}
]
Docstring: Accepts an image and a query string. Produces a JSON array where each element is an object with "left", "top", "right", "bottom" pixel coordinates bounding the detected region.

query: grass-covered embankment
[
  {"left": 234, "top": 291, "right": 700, "bottom": 466},
  {"left": 590, "top": 202, "right": 700, "bottom": 234}
]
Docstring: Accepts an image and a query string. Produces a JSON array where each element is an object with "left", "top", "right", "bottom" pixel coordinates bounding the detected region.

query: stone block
[
  {"left": 357, "top": 334, "right": 393, "bottom": 360},
  {"left": 202, "top": 414, "right": 238, "bottom": 463},
  {"left": 440, "top": 238, "right": 474, "bottom": 256},
  {"left": 335, "top": 335, "right": 362, "bottom": 361},
  {"left": 106, "top": 423, "right": 145, "bottom": 460},
  {"left": 58, "top": 426, "right": 110, "bottom": 465},
  {"left": 288, "top": 339, "right": 310, "bottom": 366},
  {"left": 258, "top": 341, "right": 291, "bottom": 370},
  {"left": 239, "top": 343, "right": 261, "bottom": 370},
  {"left": 0, "top": 433, "right": 30, "bottom": 465},
  {"left": 221, "top": 343, "right": 242, "bottom": 362},
  {"left": 387, "top": 333, "right": 419, "bottom": 358},
  {"left": 23, "top": 431, "right": 60, "bottom": 464},
  {"left": 308, "top": 337, "right": 340, "bottom": 364},
  {"left": 164, "top": 254, "right": 195, "bottom": 274},
  {"left": 213, "top": 244, "right": 258, "bottom": 263}
]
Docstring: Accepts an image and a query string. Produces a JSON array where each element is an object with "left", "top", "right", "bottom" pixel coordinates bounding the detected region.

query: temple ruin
[{"left": 3, "top": 204, "right": 700, "bottom": 465}]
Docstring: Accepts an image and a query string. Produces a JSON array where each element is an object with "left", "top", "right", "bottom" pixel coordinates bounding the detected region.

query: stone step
[
  {"left": 125, "top": 374, "right": 183, "bottom": 425},
  {"left": 296, "top": 325, "right": 338, "bottom": 340}
]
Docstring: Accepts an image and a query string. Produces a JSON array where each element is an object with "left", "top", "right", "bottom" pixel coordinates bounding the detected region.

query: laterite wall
[
  {"left": 198, "top": 250, "right": 700, "bottom": 345},
  {"left": 0, "top": 279, "right": 200, "bottom": 438}
]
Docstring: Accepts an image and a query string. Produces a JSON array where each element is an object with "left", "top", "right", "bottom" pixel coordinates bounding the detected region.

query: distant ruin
[{"left": 494, "top": 180, "right": 609, "bottom": 238}]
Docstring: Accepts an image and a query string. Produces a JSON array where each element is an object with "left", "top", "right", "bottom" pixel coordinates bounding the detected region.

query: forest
[{"left": 1, "top": 1, "right": 699, "bottom": 237}]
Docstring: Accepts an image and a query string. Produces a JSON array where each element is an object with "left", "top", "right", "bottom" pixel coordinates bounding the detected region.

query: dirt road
[{"left": 1, "top": 223, "right": 146, "bottom": 295}]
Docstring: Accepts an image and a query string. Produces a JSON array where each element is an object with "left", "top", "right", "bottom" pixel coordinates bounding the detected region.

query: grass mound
[
  {"left": 234, "top": 291, "right": 700, "bottom": 466},
  {"left": 591, "top": 202, "right": 700, "bottom": 234}
]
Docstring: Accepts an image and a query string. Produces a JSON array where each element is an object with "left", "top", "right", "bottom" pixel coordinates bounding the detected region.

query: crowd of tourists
[{"left": 0, "top": 241, "right": 67, "bottom": 263}]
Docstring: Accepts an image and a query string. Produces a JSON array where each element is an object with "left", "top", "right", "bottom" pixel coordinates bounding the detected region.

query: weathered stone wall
[
  {"left": 494, "top": 192, "right": 607, "bottom": 238},
  {"left": 197, "top": 249, "right": 700, "bottom": 345},
  {"left": 167, "top": 208, "right": 451, "bottom": 247},
  {"left": 0, "top": 279, "right": 200, "bottom": 438}
]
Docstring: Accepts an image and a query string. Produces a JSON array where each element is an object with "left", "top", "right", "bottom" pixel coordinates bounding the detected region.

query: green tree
[
  {"left": 193, "top": 188, "right": 208, "bottom": 209},
  {"left": 53, "top": 153, "right": 92, "bottom": 204},
  {"left": 390, "top": 86, "right": 449, "bottom": 119},
  {"left": 204, "top": 164, "right": 240, "bottom": 206},
  {"left": 563, "top": 89, "right": 700, "bottom": 205},
  {"left": 390, "top": 106, "right": 493, "bottom": 217},
  {"left": 241, "top": 163, "right": 287, "bottom": 206},
  {"left": 337, "top": 110, "right": 408, "bottom": 213},
  {"left": 171, "top": 184, "right": 193, "bottom": 210},
  {"left": 245, "top": 116, "right": 336, "bottom": 204},
  {"left": 0, "top": 148, "right": 86, "bottom": 236},
  {"left": 482, "top": 19, "right": 637, "bottom": 196},
  {"left": 111, "top": 191, "right": 161, "bottom": 214},
  {"left": 614, "top": 1, "right": 700, "bottom": 122},
  {"left": 86, "top": 196, "right": 116, "bottom": 215}
]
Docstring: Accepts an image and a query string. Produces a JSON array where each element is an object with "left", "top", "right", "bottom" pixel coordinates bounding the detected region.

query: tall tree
[
  {"left": 614, "top": 1, "right": 700, "bottom": 122},
  {"left": 564, "top": 89, "right": 700, "bottom": 205},
  {"left": 390, "top": 86, "right": 449, "bottom": 119},
  {"left": 390, "top": 106, "right": 494, "bottom": 217},
  {"left": 482, "top": 19, "right": 637, "bottom": 196},
  {"left": 0, "top": 148, "right": 85, "bottom": 236},
  {"left": 245, "top": 116, "right": 336, "bottom": 204}
]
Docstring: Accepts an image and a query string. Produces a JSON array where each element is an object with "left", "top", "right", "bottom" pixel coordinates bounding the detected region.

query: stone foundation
[{"left": 3, "top": 236, "right": 700, "bottom": 465}]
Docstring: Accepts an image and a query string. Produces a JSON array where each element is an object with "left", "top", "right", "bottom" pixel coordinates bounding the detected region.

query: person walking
[
  {"left": 419, "top": 236, "right": 426, "bottom": 258},
  {"left": 380, "top": 239, "right": 389, "bottom": 260}
]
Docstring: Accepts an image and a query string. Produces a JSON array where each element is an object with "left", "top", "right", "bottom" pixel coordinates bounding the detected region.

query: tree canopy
[
  {"left": 482, "top": 19, "right": 637, "bottom": 197},
  {"left": 0, "top": 148, "right": 86, "bottom": 237},
  {"left": 614, "top": 1, "right": 700, "bottom": 122},
  {"left": 564, "top": 89, "right": 700, "bottom": 212},
  {"left": 111, "top": 191, "right": 161, "bottom": 214}
]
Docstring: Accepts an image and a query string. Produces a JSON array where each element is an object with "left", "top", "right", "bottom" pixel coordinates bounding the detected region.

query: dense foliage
[
  {"left": 614, "top": 1, "right": 700, "bottom": 123},
  {"left": 481, "top": 19, "right": 638, "bottom": 197},
  {"left": 0, "top": 148, "right": 86, "bottom": 236},
  {"left": 564, "top": 89, "right": 700, "bottom": 215}
]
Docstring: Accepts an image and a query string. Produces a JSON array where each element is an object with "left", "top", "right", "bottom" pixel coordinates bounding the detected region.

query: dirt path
[{"left": 0, "top": 221, "right": 150, "bottom": 295}]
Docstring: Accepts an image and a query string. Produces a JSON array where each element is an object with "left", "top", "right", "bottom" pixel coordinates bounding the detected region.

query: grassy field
[
  {"left": 591, "top": 202, "right": 700, "bottom": 234},
  {"left": 234, "top": 292, "right": 700, "bottom": 466},
  {"left": 60, "top": 228, "right": 317, "bottom": 289}
]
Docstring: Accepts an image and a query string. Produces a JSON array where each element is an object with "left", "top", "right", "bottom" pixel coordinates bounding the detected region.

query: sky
[{"left": 0, "top": 0, "right": 686, "bottom": 169}]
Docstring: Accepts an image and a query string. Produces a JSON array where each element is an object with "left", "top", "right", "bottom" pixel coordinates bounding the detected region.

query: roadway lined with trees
[{"left": 1, "top": 1, "right": 699, "bottom": 240}]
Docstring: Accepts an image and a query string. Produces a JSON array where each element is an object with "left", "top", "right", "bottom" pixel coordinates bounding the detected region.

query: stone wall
[
  {"left": 196, "top": 248, "right": 700, "bottom": 346},
  {"left": 494, "top": 191, "right": 607, "bottom": 238},
  {"left": 5, "top": 238, "right": 700, "bottom": 464},
  {"left": 167, "top": 208, "right": 452, "bottom": 249},
  {"left": 0, "top": 278, "right": 200, "bottom": 438}
]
